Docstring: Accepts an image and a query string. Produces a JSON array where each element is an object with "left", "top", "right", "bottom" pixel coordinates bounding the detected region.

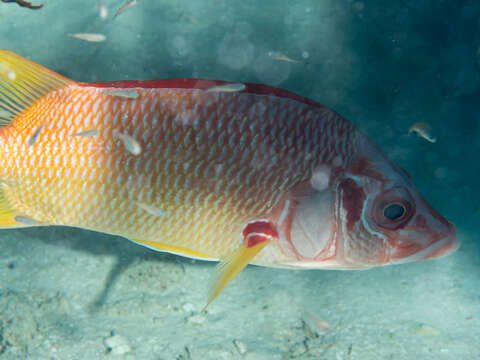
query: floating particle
[
  {"left": 28, "top": 124, "right": 44, "bottom": 146},
  {"left": 0, "top": 62, "right": 15, "bottom": 80},
  {"left": 114, "top": 0, "right": 137, "bottom": 18},
  {"left": 408, "top": 122, "right": 436, "bottom": 143},
  {"left": 98, "top": 0, "right": 108, "bottom": 19},
  {"left": 71, "top": 129, "right": 99, "bottom": 137},
  {"left": 434, "top": 167, "right": 448, "bottom": 179},
  {"left": 114, "top": 131, "right": 142, "bottom": 155},
  {"left": 205, "top": 83, "right": 246, "bottom": 93},
  {"left": 104, "top": 89, "right": 139, "bottom": 99},
  {"left": 68, "top": 33, "right": 107, "bottom": 43},
  {"left": 135, "top": 201, "right": 165, "bottom": 217},
  {"left": 14, "top": 215, "right": 43, "bottom": 225},
  {"left": 268, "top": 51, "right": 302, "bottom": 64}
]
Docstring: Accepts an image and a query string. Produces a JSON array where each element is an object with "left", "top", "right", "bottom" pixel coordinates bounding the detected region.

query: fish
[
  {"left": 71, "top": 129, "right": 99, "bottom": 137},
  {"left": 114, "top": 0, "right": 137, "bottom": 18},
  {"left": 408, "top": 122, "right": 437, "bottom": 143},
  {"left": 113, "top": 130, "right": 142, "bottom": 155},
  {"left": 0, "top": 50, "right": 459, "bottom": 309},
  {"left": 68, "top": 33, "right": 107, "bottom": 43},
  {"left": 104, "top": 89, "right": 139, "bottom": 99},
  {"left": 28, "top": 123, "right": 44, "bottom": 147},
  {"left": 205, "top": 83, "right": 246, "bottom": 93},
  {"left": 268, "top": 51, "right": 303, "bottom": 64}
]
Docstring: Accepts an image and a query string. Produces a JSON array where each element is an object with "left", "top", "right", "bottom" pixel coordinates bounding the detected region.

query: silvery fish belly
[{"left": 0, "top": 50, "right": 459, "bottom": 305}]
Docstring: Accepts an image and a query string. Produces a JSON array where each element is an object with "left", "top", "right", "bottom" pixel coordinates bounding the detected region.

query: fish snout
[
  {"left": 390, "top": 214, "right": 459, "bottom": 264},
  {"left": 421, "top": 221, "right": 460, "bottom": 261}
]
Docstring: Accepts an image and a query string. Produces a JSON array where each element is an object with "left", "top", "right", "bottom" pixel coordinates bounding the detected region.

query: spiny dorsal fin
[{"left": 0, "top": 50, "right": 75, "bottom": 126}]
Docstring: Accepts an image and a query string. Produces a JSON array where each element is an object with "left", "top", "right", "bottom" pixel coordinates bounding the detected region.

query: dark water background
[{"left": 0, "top": 1, "right": 479, "bottom": 359}]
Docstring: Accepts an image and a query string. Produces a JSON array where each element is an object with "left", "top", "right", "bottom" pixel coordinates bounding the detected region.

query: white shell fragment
[
  {"left": 135, "top": 201, "right": 165, "bottom": 217},
  {"left": 408, "top": 122, "right": 437, "bottom": 143},
  {"left": 71, "top": 129, "right": 99, "bottom": 137},
  {"left": 114, "top": 131, "right": 142, "bottom": 155},
  {"left": 68, "top": 33, "right": 107, "bottom": 43},
  {"left": 28, "top": 124, "right": 44, "bottom": 147},
  {"left": 104, "top": 89, "right": 139, "bottom": 99},
  {"left": 205, "top": 83, "right": 246, "bottom": 93}
]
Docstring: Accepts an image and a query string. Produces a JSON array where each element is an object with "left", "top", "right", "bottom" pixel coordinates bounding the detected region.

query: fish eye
[
  {"left": 373, "top": 187, "right": 415, "bottom": 230},
  {"left": 383, "top": 203, "right": 406, "bottom": 221}
]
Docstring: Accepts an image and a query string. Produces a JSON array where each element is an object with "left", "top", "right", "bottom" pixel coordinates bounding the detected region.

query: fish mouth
[{"left": 391, "top": 222, "right": 460, "bottom": 264}]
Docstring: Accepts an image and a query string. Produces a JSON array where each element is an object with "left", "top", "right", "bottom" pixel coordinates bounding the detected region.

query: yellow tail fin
[{"left": 0, "top": 50, "right": 74, "bottom": 126}]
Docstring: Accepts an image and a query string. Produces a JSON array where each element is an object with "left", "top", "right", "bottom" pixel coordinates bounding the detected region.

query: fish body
[
  {"left": 68, "top": 33, "right": 107, "bottom": 43},
  {"left": 0, "top": 51, "right": 459, "bottom": 304}
]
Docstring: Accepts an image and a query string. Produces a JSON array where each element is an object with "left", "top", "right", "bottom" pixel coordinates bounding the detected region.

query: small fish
[
  {"left": 28, "top": 124, "right": 44, "bottom": 146},
  {"left": 104, "top": 89, "right": 139, "bottom": 99},
  {"left": 68, "top": 33, "right": 107, "bottom": 43},
  {"left": 408, "top": 122, "right": 437, "bottom": 143},
  {"left": 302, "top": 311, "right": 332, "bottom": 334},
  {"left": 114, "top": 130, "right": 142, "bottom": 155},
  {"left": 0, "top": 50, "right": 459, "bottom": 311},
  {"left": 135, "top": 201, "right": 165, "bottom": 217},
  {"left": 14, "top": 215, "right": 43, "bottom": 226},
  {"left": 114, "top": 0, "right": 137, "bottom": 18},
  {"left": 205, "top": 83, "right": 246, "bottom": 93},
  {"left": 71, "top": 129, "right": 99, "bottom": 137},
  {"left": 98, "top": 0, "right": 108, "bottom": 19},
  {"left": 268, "top": 51, "right": 302, "bottom": 64}
]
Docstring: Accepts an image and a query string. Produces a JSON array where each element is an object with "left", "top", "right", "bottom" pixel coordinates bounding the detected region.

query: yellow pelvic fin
[
  {"left": 0, "top": 184, "right": 19, "bottom": 227},
  {"left": 0, "top": 50, "right": 75, "bottom": 126},
  {"left": 203, "top": 240, "right": 268, "bottom": 312},
  {"left": 130, "top": 239, "right": 215, "bottom": 261}
]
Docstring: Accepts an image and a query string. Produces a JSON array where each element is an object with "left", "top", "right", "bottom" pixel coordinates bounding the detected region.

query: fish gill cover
[{"left": 0, "top": 1, "right": 478, "bottom": 359}]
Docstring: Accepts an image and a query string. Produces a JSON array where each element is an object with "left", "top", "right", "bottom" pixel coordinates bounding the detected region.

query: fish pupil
[{"left": 383, "top": 203, "right": 405, "bottom": 221}]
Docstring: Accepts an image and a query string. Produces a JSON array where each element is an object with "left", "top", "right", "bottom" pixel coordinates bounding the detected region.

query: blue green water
[{"left": 0, "top": 1, "right": 479, "bottom": 359}]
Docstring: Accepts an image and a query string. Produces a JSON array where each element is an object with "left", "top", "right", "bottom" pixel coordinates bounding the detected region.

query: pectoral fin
[{"left": 203, "top": 220, "right": 279, "bottom": 312}]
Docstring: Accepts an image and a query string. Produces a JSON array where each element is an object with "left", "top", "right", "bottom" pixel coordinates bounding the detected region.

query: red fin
[{"left": 86, "top": 79, "right": 327, "bottom": 109}]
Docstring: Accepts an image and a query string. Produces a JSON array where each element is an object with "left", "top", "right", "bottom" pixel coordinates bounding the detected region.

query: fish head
[{"left": 280, "top": 132, "right": 459, "bottom": 269}]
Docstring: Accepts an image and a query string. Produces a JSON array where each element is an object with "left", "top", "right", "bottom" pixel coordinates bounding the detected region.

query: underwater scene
[{"left": 0, "top": 0, "right": 479, "bottom": 359}]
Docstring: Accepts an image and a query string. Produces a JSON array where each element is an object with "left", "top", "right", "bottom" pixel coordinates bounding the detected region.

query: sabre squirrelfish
[{"left": 0, "top": 51, "right": 459, "bottom": 307}]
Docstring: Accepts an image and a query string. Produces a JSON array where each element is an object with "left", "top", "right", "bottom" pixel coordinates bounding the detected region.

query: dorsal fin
[{"left": 0, "top": 50, "right": 75, "bottom": 126}]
